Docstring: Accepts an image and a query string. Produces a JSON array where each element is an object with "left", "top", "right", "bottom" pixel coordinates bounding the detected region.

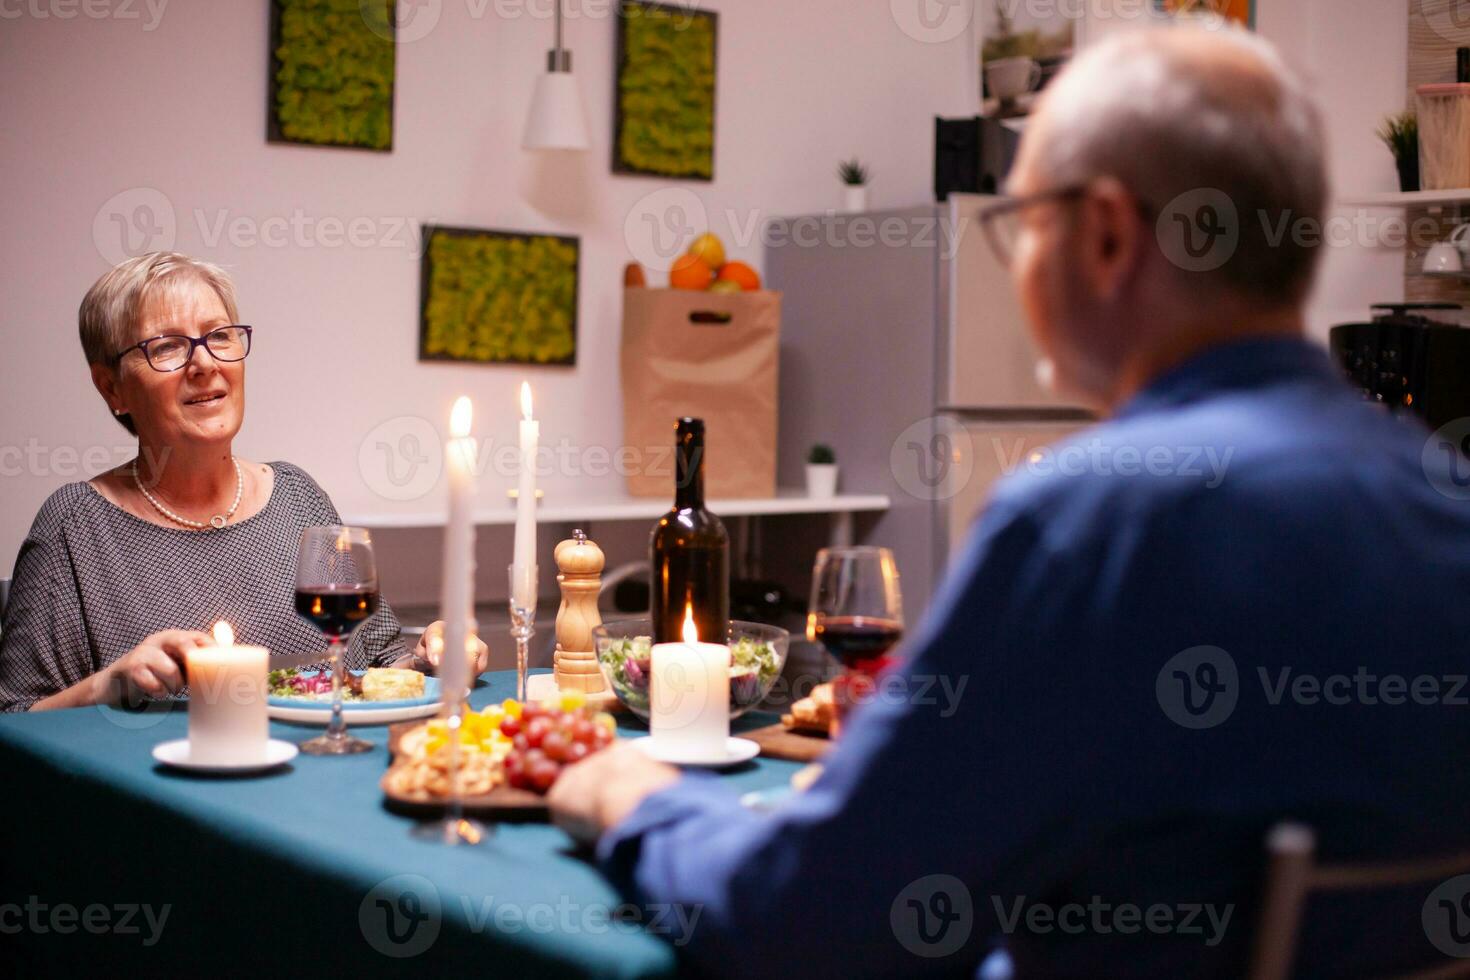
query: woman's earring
[{"left": 113, "top": 409, "right": 124, "bottom": 416}]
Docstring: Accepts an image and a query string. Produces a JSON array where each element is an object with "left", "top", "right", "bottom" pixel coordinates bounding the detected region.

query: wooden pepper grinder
[{"left": 524, "top": 529, "right": 621, "bottom": 709}]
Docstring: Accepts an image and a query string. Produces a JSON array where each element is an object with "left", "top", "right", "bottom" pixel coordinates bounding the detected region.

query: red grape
[
  {"left": 571, "top": 719, "right": 595, "bottom": 744},
  {"left": 525, "top": 717, "right": 552, "bottom": 749},
  {"left": 499, "top": 715, "right": 521, "bottom": 738},
  {"left": 542, "top": 731, "right": 569, "bottom": 763},
  {"left": 566, "top": 741, "right": 589, "bottom": 763},
  {"left": 529, "top": 759, "right": 559, "bottom": 792}
]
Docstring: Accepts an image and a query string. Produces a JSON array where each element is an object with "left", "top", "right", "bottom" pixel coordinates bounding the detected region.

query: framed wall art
[
  {"left": 612, "top": 1, "right": 717, "bottom": 180},
  {"left": 268, "top": 0, "right": 396, "bottom": 151},
  {"left": 418, "top": 225, "right": 579, "bottom": 367}
]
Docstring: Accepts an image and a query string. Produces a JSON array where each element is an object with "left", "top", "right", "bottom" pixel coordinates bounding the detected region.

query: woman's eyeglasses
[{"left": 112, "top": 325, "right": 253, "bottom": 373}]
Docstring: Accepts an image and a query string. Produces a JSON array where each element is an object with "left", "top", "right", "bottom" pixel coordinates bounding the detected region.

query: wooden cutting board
[
  {"left": 380, "top": 721, "right": 547, "bottom": 821},
  {"left": 744, "top": 723, "right": 831, "bottom": 763}
]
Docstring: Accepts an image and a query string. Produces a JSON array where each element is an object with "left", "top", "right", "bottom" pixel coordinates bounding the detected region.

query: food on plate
[
  {"left": 383, "top": 745, "right": 504, "bottom": 798},
  {"left": 782, "top": 681, "right": 837, "bottom": 736},
  {"left": 267, "top": 666, "right": 427, "bottom": 703},
  {"left": 502, "top": 695, "right": 617, "bottom": 794},
  {"left": 601, "top": 634, "right": 781, "bottom": 710},
  {"left": 384, "top": 695, "right": 617, "bottom": 800},
  {"left": 362, "top": 668, "right": 425, "bottom": 701}
]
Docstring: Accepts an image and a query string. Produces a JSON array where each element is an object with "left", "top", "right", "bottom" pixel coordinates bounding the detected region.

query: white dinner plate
[
  {"left": 631, "top": 736, "right": 760, "bottom": 769},
  {"left": 152, "top": 738, "right": 298, "bottom": 773},
  {"left": 266, "top": 701, "right": 442, "bottom": 726}
]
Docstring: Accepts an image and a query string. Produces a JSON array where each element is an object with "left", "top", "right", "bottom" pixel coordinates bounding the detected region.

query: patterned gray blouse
[{"left": 0, "top": 461, "right": 408, "bottom": 712}]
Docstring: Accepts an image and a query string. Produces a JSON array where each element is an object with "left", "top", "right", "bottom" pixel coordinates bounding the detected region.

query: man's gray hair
[
  {"left": 1032, "top": 25, "right": 1328, "bottom": 307},
  {"left": 79, "top": 251, "right": 240, "bottom": 434}
]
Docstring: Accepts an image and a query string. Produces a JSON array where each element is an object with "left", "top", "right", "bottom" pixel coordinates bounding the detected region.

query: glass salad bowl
[{"left": 593, "top": 618, "right": 790, "bottom": 721}]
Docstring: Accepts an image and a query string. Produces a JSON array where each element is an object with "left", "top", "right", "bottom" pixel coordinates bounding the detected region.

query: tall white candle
[
  {"left": 650, "top": 605, "right": 729, "bottom": 761},
  {"left": 440, "top": 396, "right": 476, "bottom": 700},
  {"left": 187, "top": 621, "right": 268, "bottom": 765},
  {"left": 512, "top": 381, "right": 539, "bottom": 609}
]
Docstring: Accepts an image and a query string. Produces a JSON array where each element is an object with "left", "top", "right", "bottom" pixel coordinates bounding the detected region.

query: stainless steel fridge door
[
  {"left": 941, "top": 193, "right": 1086, "bottom": 412},
  {"left": 939, "top": 418, "right": 1091, "bottom": 563}
]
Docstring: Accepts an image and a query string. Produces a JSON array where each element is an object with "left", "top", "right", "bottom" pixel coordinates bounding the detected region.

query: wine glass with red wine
[
  {"left": 808, "top": 546, "right": 904, "bottom": 721},
  {"left": 294, "top": 525, "right": 380, "bottom": 755}
]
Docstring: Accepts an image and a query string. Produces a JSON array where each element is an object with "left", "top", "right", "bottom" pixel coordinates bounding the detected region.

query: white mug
[
  {"left": 986, "top": 57, "right": 1043, "bottom": 101},
  {"left": 1422, "top": 223, "right": 1470, "bottom": 275}
]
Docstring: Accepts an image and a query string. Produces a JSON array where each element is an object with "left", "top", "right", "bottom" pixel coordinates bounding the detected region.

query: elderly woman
[{"left": 0, "top": 251, "right": 485, "bottom": 715}]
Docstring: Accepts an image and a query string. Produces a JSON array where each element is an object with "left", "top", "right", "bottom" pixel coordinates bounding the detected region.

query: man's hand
[
  {"left": 548, "top": 742, "right": 681, "bottom": 846},
  {"left": 416, "top": 620, "right": 491, "bottom": 675},
  {"left": 100, "top": 629, "right": 213, "bottom": 707}
]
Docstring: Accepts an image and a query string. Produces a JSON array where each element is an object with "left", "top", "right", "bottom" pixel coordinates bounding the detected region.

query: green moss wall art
[
  {"left": 269, "top": 0, "right": 395, "bottom": 151},
  {"left": 613, "top": 1, "right": 717, "bottom": 180},
  {"left": 418, "top": 226, "right": 580, "bottom": 367}
]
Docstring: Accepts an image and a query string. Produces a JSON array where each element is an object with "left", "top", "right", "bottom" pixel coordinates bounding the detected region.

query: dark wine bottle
[{"left": 650, "top": 417, "right": 730, "bottom": 644}]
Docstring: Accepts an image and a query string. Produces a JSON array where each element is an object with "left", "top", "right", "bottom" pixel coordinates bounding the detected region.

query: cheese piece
[{"left": 362, "top": 668, "right": 426, "bottom": 701}]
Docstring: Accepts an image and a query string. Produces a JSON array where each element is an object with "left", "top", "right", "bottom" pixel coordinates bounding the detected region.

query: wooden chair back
[{"left": 1251, "top": 822, "right": 1470, "bottom": 980}]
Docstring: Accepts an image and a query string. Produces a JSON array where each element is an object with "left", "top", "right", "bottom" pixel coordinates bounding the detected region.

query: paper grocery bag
[{"left": 620, "top": 287, "right": 782, "bottom": 498}]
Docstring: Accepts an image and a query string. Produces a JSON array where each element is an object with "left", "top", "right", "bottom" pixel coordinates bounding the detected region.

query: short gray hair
[
  {"left": 1029, "top": 25, "right": 1329, "bottom": 307},
  {"left": 79, "top": 252, "right": 240, "bottom": 434}
]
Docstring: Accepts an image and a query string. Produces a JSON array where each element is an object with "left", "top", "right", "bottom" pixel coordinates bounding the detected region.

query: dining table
[{"left": 0, "top": 668, "right": 803, "bottom": 977}]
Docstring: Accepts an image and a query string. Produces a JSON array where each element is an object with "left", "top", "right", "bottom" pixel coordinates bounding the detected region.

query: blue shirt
[{"left": 598, "top": 338, "right": 1470, "bottom": 978}]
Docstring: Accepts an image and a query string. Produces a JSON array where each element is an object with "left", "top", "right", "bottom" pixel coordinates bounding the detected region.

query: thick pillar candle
[
  {"left": 649, "top": 605, "right": 729, "bottom": 760},
  {"left": 187, "top": 622, "right": 268, "bottom": 765}
]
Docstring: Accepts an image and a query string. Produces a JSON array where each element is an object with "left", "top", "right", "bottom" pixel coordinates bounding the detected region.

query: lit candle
[
  {"left": 187, "top": 622, "right": 269, "bottom": 765},
  {"left": 440, "top": 396, "right": 477, "bottom": 699},
  {"left": 512, "top": 381, "right": 539, "bottom": 609},
  {"left": 650, "top": 605, "right": 729, "bottom": 761}
]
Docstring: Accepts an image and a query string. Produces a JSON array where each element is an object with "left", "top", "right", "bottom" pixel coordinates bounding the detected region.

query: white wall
[{"left": 0, "top": 0, "right": 975, "bottom": 593}]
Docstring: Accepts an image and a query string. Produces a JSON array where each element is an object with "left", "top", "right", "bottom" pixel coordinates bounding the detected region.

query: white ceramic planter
[
  {"left": 843, "top": 185, "right": 868, "bottom": 213},
  {"left": 806, "top": 463, "right": 839, "bottom": 498}
]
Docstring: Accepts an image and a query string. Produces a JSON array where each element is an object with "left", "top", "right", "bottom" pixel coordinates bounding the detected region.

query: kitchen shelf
[
  {"left": 341, "top": 489, "right": 891, "bottom": 530},
  {"left": 1337, "top": 189, "right": 1470, "bottom": 209}
]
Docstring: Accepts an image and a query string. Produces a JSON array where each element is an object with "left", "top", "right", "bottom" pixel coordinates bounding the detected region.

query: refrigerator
[{"left": 767, "top": 194, "right": 1093, "bottom": 624}]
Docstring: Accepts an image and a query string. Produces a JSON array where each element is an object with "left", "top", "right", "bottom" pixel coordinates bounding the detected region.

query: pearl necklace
[{"left": 132, "top": 456, "right": 243, "bottom": 530}]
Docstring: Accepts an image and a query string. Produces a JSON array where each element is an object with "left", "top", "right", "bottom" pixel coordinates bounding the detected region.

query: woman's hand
[
  {"left": 416, "top": 621, "right": 491, "bottom": 676},
  {"left": 100, "top": 629, "right": 213, "bottom": 707}
]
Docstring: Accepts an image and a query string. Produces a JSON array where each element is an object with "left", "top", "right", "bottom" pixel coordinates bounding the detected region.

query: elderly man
[{"left": 551, "top": 26, "right": 1470, "bottom": 978}]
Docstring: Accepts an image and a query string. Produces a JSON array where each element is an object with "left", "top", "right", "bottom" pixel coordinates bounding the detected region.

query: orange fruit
[
  {"left": 669, "top": 254, "right": 714, "bottom": 290},
  {"left": 715, "top": 260, "right": 761, "bottom": 291}
]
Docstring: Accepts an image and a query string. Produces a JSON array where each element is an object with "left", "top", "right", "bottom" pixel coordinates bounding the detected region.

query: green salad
[{"left": 601, "top": 635, "right": 780, "bottom": 709}]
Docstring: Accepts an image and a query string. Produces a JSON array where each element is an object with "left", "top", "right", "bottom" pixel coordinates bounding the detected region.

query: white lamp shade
[{"left": 523, "top": 72, "right": 589, "bottom": 151}]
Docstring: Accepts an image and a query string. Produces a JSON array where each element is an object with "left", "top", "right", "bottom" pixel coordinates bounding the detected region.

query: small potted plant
[
  {"left": 806, "top": 444, "right": 838, "bottom": 498},
  {"left": 1377, "top": 110, "right": 1420, "bottom": 193},
  {"left": 838, "top": 158, "right": 869, "bottom": 213}
]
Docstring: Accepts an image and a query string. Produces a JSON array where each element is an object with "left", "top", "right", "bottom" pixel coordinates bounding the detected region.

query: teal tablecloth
[{"left": 0, "top": 669, "right": 799, "bottom": 976}]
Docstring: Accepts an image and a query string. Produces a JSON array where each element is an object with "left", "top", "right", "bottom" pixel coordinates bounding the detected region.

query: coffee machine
[{"left": 1328, "top": 303, "right": 1470, "bottom": 431}]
